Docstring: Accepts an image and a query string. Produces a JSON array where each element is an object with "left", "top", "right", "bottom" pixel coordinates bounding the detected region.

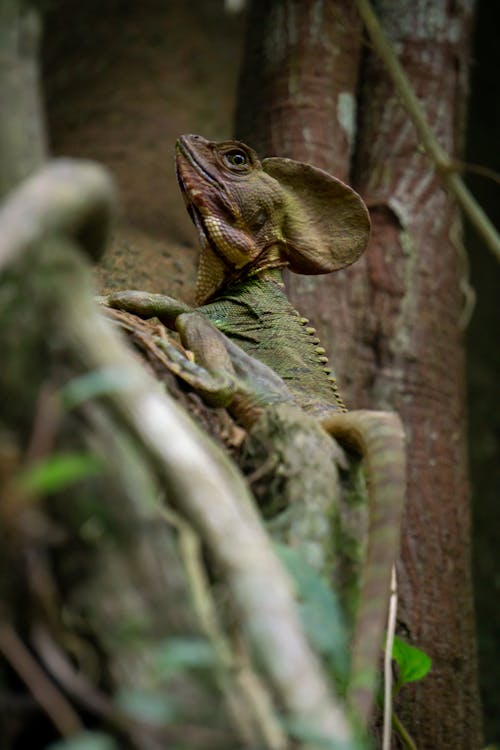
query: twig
[
  {"left": 24, "top": 384, "right": 61, "bottom": 464},
  {"left": 32, "top": 624, "right": 115, "bottom": 719},
  {"left": 0, "top": 621, "right": 82, "bottom": 737},
  {"left": 355, "top": 0, "right": 500, "bottom": 263},
  {"left": 453, "top": 160, "right": 500, "bottom": 187},
  {"left": 383, "top": 566, "right": 398, "bottom": 750},
  {"left": 33, "top": 624, "right": 234, "bottom": 749},
  {"left": 392, "top": 711, "right": 418, "bottom": 750}
]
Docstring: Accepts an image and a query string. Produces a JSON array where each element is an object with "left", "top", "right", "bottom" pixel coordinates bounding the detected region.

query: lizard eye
[{"left": 224, "top": 149, "right": 248, "bottom": 168}]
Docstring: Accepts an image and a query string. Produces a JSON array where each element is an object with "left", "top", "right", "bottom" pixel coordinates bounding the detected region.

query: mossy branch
[{"left": 0, "top": 160, "right": 358, "bottom": 749}]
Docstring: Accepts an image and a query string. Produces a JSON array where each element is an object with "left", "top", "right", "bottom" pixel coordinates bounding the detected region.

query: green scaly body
[{"left": 199, "top": 271, "right": 346, "bottom": 416}]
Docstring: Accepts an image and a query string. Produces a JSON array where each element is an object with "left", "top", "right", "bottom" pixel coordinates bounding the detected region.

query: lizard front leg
[
  {"left": 102, "top": 291, "right": 239, "bottom": 406},
  {"left": 101, "top": 292, "right": 295, "bottom": 420},
  {"left": 321, "top": 410, "right": 406, "bottom": 725},
  {"left": 175, "top": 312, "right": 296, "bottom": 427},
  {"left": 104, "top": 289, "right": 193, "bottom": 329}
]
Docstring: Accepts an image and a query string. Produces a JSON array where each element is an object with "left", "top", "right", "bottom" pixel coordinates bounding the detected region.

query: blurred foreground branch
[{"left": 0, "top": 161, "right": 358, "bottom": 749}]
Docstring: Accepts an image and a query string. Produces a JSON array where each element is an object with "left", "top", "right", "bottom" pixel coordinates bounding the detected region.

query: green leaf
[
  {"left": 153, "top": 636, "right": 216, "bottom": 679},
  {"left": 47, "top": 731, "right": 117, "bottom": 750},
  {"left": 115, "top": 687, "right": 175, "bottom": 725},
  {"left": 392, "top": 635, "right": 432, "bottom": 687},
  {"left": 17, "top": 452, "right": 103, "bottom": 494},
  {"left": 60, "top": 366, "right": 143, "bottom": 409}
]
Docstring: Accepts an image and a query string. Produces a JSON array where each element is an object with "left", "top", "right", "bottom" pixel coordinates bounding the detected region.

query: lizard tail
[{"left": 321, "top": 409, "right": 406, "bottom": 726}]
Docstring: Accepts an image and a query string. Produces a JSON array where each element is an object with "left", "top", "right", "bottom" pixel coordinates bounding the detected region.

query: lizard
[{"left": 103, "top": 134, "right": 406, "bottom": 728}]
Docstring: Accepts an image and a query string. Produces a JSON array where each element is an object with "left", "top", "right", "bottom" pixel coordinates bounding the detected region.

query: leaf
[
  {"left": 115, "top": 687, "right": 175, "bottom": 725},
  {"left": 153, "top": 636, "right": 216, "bottom": 679},
  {"left": 17, "top": 452, "right": 103, "bottom": 494},
  {"left": 392, "top": 635, "right": 432, "bottom": 687},
  {"left": 60, "top": 366, "right": 143, "bottom": 409},
  {"left": 47, "top": 731, "right": 117, "bottom": 750}
]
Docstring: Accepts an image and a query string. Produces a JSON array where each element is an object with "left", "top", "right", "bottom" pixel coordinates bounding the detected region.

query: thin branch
[
  {"left": 0, "top": 621, "right": 82, "bottom": 737},
  {"left": 383, "top": 566, "right": 398, "bottom": 750},
  {"left": 453, "top": 160, "right": 500, "bottom": 187},
  {"left": 24, "top": 384, "right": 61, "bottom": 464},
  {"left": 32, "top": 625, "right": 118, "bottom": 719},
  {"left": 355, "top": 0, "right": 500, "bottom": 263},
  {"left": 34, "top": 625, "right": 233, "bottom": 750},
  {"left": 392, "top": 712, "right": 418, "bottom": 750}
]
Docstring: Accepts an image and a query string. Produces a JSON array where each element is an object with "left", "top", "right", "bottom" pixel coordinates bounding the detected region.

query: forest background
[{"left": 1, "top": 0, "right": 499, "bottom": 748}]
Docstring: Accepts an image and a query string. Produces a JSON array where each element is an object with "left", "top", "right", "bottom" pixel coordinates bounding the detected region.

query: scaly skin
[
  {"left": 198, "top": 270, "right": 347, "bottom": 415},
  {"left": 106, "top": 134, "right": 406, "bottom": 727}
]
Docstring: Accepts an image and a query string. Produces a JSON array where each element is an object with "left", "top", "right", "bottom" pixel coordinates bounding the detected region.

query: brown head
[{"left": 175, "top": 134, "right": 370, "bottom": 304}]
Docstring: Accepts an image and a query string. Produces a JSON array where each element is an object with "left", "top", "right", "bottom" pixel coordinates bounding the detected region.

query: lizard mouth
[
  {"left": 175, "top": 163, "right": 198, "bottom": 226},
  {"left": 175, "top": 135, "right": 223, "bottom": 192},
  {"left": 175, "top": 141, "right": 216, "bottom": 231},
  {"left": 175, "top": 150, "right": 235, "bottom": 303},
  {"left": 175, "top": 138, "right": 241, "bottom": 264},
  {"left": 175, "top": 160, "right": 231, "bottom": 267}
]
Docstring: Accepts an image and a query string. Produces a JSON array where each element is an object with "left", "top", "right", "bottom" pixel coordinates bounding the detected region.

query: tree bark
[
  {"left": 235, "top": 0, "right": 364, "bottom": 372},
  {"left": 0, "top": 0, "right": 47, "bottom": 197},
  {"left": 236, "top": 0, "right": 482, "bottom": 747},
  {"left": 355, "top": 3, "right": 481, "bottom": 746},
  {"left": 236, "top": 0, "right": 362, "bottom": 177}
]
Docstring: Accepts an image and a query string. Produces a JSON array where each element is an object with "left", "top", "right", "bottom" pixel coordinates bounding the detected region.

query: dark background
[{"left": 466, "top": 0, "right": 500, "bottom": 741}]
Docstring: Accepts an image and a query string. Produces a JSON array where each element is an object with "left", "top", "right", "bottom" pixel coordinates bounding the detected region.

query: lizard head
[{"left": 176, "top": 134, "right": 370, "bottom": 304}]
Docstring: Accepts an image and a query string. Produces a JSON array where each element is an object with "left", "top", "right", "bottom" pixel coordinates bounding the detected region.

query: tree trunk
[
  {"left": 236, "top": 0, "right": 364, "bottom": 370},
  {"left": 236, "top": 0, "right": 482, "bottom": 747},
  {"left": 0, "top": 0, "right": 47, "bottom": 197},
  {"left": 354, "top": 3, "right": 481, "bottom": 746}
]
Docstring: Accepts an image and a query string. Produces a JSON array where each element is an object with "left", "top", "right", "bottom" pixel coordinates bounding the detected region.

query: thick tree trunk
[
  {"left": 235, "top": 0, "right": 364, "bottom": 372},
  {"left": 354, "top": 3, "right": 481, "bottom": 746},
  {"left": 236, "top": 0, "right": 362, "bottom": 178},
  {"left": 0, "top": 0, "right": 46, "bottom": 197},
  {"left": 236, "top": 0, "right": 482, "bottom": 747}
]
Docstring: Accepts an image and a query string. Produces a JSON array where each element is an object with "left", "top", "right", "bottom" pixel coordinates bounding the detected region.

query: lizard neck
[
  {"left": 253, "top": 266, "right": 286, "bottom": 288},
  {"left": 198, "top": 273, "right": 347, "bottom": 414}
]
